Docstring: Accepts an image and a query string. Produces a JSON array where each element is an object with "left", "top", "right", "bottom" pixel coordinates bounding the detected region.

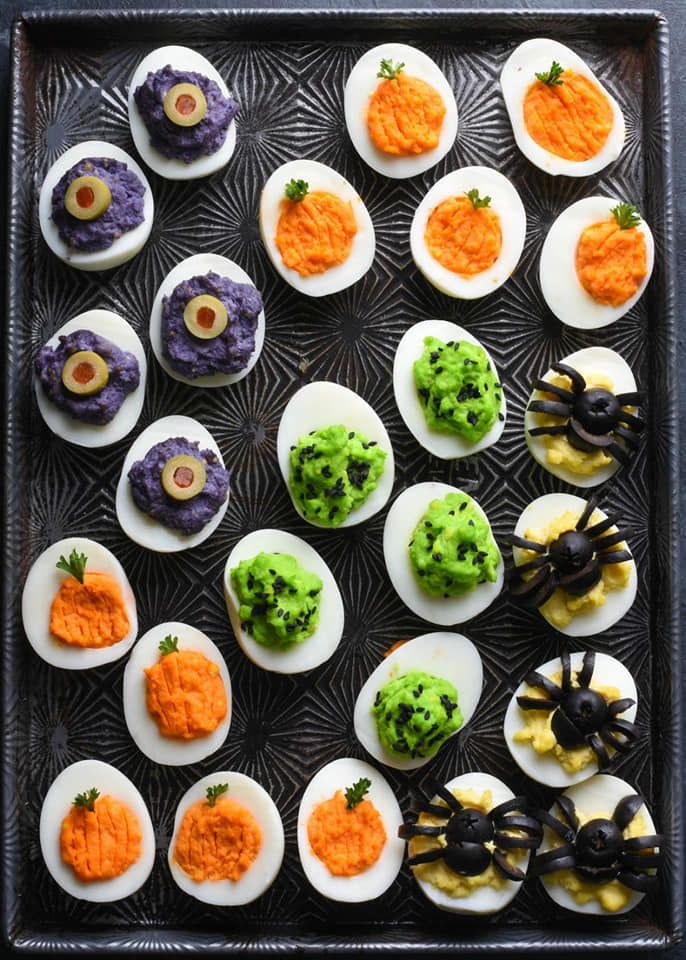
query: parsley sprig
[
  {"left": 466, "top": 188, "right": 492, "bottom": 210},
  {"left": 56, "top": 549, "right": 88, "bottom": 584},
  {"left": 285, "top": 178, "right": 309, "bottom": 202},
  {"left": 377, "top": 58, "right": 405, "bottom": 82},
  {"left": 344, "top": 777, "right": 371, "bottom": 810},
  {"left": 206, "top": 783, "right": 229, "bottom": 808},
  {"left": 535, "top": 61, "right": 564, "bottom": 86},
  {"left": 611, "top": 202, "right": 642, "bottom": 230},
  {"left": 159, "top": 635, "right": 179, "bottom": 656},
  {"left": 73, "top": 788, "right": 100, "bottom": 812}
]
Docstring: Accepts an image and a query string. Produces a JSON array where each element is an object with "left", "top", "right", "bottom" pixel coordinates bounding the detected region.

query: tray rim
[{"left": 3, "top": 5, "right": 682, "bottom": 955}]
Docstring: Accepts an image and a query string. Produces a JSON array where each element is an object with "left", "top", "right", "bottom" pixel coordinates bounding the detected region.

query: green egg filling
[
  {"left": 409, "top": 492, "right": 500, "bottom": 597},
  {"left": 231, "top": 552, "right": 322, "bottom": 649},
  {"left": 288, "top": 424, "right": 387, "bottom": 526},
  {"left": 413, "top": 335, "right": 502, "bottom": 442},
  {"left": 373, "top": 670, "right": 463, "bottom": 758}
]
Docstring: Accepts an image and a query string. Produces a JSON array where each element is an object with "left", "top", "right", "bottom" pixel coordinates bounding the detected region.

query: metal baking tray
[{"left": 3, "top": 6, "right": 682, "bottom": 954}]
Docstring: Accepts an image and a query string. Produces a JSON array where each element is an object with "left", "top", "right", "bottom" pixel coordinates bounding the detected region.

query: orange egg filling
[
  {"left": 275, "top": 192, "right": 357, "bottom": 277},
  {"left": 145, "top": 649, "right": 228, "bottom": 740},
  {"left": 49, "top": 572, "right": 130, "bottom": 648},
  {"left": 367, "top": 73, "right": 446, "bottom": 156},
  {"left": 575, "top": 220, "right": 647, "bottom": 306},
  {"left": 307, "top": 790, "right": 386, "bottom": 877},
  {"left": 173, "top": 796, "right": 262, "bottom": 883},
  {"left": 60, "top": 794, "right": 142, "bottom": 882},
  {"left": 523, "top": 70, "right": 613, "bottom": 161},
  {"left": 425, "top": 196, "right": 502, "bottom": 276}
]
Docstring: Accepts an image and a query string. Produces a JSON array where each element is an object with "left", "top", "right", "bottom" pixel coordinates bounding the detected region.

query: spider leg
[
  {"left": 494, "top": 814, "right": 543, "bottom": 838},
  {"left": 528, "top": 399, "right": 574, "bottom": 418},
  {"left": 608, "top": 698, "right": 636, "bottom": 718},
  {"left": 529, "top": 807, "right": 576, "bottom": 842},
  {"left": 606, "top": 717, "right": 639, "bottom": 741},
  {"left": 557, "top": 559, "right": 601, "bottom": 593},
  {"left": 587, "top": 732, "right": 611, "bottom": 768},
  {"left": 623, "top": 834, "right": 663, "bottom": 851},
  {"left": 551, "top": 362, "right": 586, "bottom": 393},
  {"left": 522, "top": 670, "right": 563, "bottom": 701},
  {"left": 527, "top": 574, "right": 559, "bottom": 609},
  {"left": 577, "top": 650, "right": 596, "bottom": 688},
  {"left": 427, "top": 778, "right": 463, "bottom": 813},
  {"left": 594, "top": 530, "right": 631, "bottom": 550},
  {"left": 407, "top": 847, "right": 448, "bottom": 867},
  {"left": 561, "top": 649, "right": 572, "bottom": 693},
  {"left": 620, "top": 852, "right": 662, "bottom": 870},
  {"left": 599, "top": 727, "right": 634, "bottom": 754},
  {"left": 614, "top": 426, "right": 641, "bottom": 448},
  {"left": 494, "top": 832, "right": 541, "bottom": 851},
  {"left": 528, "top": 425, "right": 568, "bottom": 438},
  {"left": 583, "top": 516, "right": 618, "bottom": 538},
  {"left": 516, "top": 695, "right": 556, "bottom": 711},
  {"left": 532, "top": 379, "right": 576, "bottom": 403},
  {"left": 493, "top": 849, "right": 527, "bottom": 881},
  {"left": 576, "top": 496, "right": 599, "bottom": 532},
  {"left": 597, "top": 549, "right": 633, "bottom": 565},
  {"left": 616, "top": 410, "right": 645, "bottom": 431},
  {"left": 507, "top": 534, "right": 547, "bottom": 554},
  {"left": 615, "top": 391, "right": 644, "bottom": 407},
  {"left": 613, "top": 794, "right": 645, "bottom": 830},
  {"left": 510, "top": 568, "right": 558, "bottom": 609},
  {"left": 409, "top": 792, "right": 452, "bottom": 819},
  {"left": 555, "top": 795, "right": 580, "bottom": 833},
  {"left": 513, "top": 554, "right": 550, "bottom": 575},
  {"left": 576, "top": 864, "right": 621, "bottom": 883},
  {"left": 568, "top": 419, "right": 614, "bottom": 449},
  {"left": 489, "top": 796, "right": 529, "bottom": 818},
  {"left": 529, "top": 844, "right": 576, "bottom": 877},
  {"left": 617, "top": 870, "right": 658, "bottom": 892},
  {"left": 398, "top": 823, "right": 444, "bottom": 839},
  {"left": 606, "top": 441, "right": 631, "bottom": 467}
]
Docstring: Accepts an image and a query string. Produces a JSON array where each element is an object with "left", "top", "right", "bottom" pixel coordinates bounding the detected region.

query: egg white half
[
  {"left": 383, "top": 481, "right": 503, "bottom": 625},
  {"left": 297, "top": 757, "right": 404, "bottom": 902},
  {"left": 539, "top": 197, "right": 654, "bottom": 329},
  {"left": 259, "top": 159, "right": 375, "bottom": 297},
  {"left": 538, "top": 773, "right": 657, "bottom": 915},
  {"left": 500, "top": 38, "right": 625, "bottom": 177},
  {"left": 123, "top": 620, "right": 232, "bottom": 765},
  {"left": 525, "top": 346, "right": 639, "bottom": 487},
  {"left": 115, "top": 414, "right": 229, "bottom": 553},
  {"left": 512, "top": 492, "right": 637, "bottom": 637},
  {"left": 40, "top": 759, "right": 155, "bottom": 902},
  {"left": 410, "top": 165, "right": 526, "bottom": 299},
  {"left": 353, "top": 631, "right": 483, "bottom": 771},
  {"left": 344, "top": 42, "right": 458, "bottom": 179},
  {"left": 22, "top": 536, "right": 138, "bottom": 670},
  {"left": 168, "top": 770, "right": 284, "bottom": 905},
  {"left": 393, "top": 319, "right": 507, "bottom": 460},
  {"left": 38, "top": 140, "right": 154, "bottom": 271},
  {"left": 409, "top": 771, "right": 531, "bottom": 914},
  {"left": 149, "top": 253, "right": 265, "bottom": 388},
  {"left": 223, "top": 528, "right": 344, "bottom": 674},
  {"left": 276, "top": 381, "right": 395, "bottom": 528},
  {"left": 128, "top": 45, "right": 237, "bottom": 180},
  {"left": 504, "top": 651, "right": 638, "bottom": 789},
  {"left": 35, "top": 310, "right": 147, "bottom": 448}
]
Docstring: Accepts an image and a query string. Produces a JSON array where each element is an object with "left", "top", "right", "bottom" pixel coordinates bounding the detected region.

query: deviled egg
[
  {"left": 393, "top": 319, "right": 506, "bottom": 459},
  {"left": 116, "top": 415, "right": 230, "bottom": 553},
  {"left": 123, "top": 621, "right": 231, "bottom": 765},
  {"left": 40, "top": 759, "right": 155, "bottom": 902},
  {"left": 384, "top": 482, "right": 503, "bottom": 625},
  {"left": 539, "top": 197, "right": 654, "bottom": 329},
  {"left": 34, "top": 309, "right": 146, "bottom": 447},
  {"left": 277, "top": 381, "right": 394, "bottom": 528},
  {"left": 129, "top": 45, "right": 238, "bottom": 179},
  {"left": 223, "top": 528, "right": 344, "bottom": 674},
  {"left": 168, "top": 770, "right": 284, "bottom": 905},
  {"left": 353, "top": 631, "right": 483, "bottom": 770},
  {"left": 260, "top": 159, "right": 375, "bottom": 296},
  {"left": 410, "top": 165, "right": 526, "bottom": 299},
  {"left": 344, "top": 43, "right": 458, "bottom": 179},
  {"left": 501, "top": 39, "right": 625, "bottom": 177},
  {"left": 509, "top": 493, "right": 637, "bottom": 636},
  {"left": 22, "top": 537, "right": 137, "bottom": 670},
  {"left": 39, "top": 140, "right": 153, "bottom": 271},
  {"left": 297, "top": 757, "right": 404, "bottom": 902}
]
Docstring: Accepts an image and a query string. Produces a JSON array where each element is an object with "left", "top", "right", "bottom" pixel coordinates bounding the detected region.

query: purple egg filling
[
  {"left": 128, "top": 436, "right": 230, "bottom": 535},
  {"left": 133, "top": 65, "right": 238, "bottom": 164},
  {"left": 50, "top": 157, "right": 146, "bottom": 252},
  {"left": 35, "top": 329, "right": 141, "bottom": 426},
  {"left": 162, "top": 272, "right": 262, "bottom": 379}
]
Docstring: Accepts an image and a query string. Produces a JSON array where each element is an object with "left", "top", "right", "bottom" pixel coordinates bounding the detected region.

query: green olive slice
[
  {"left": 61, "top": 351, "right": 110, "bottom": 396},
  {"left": 183, "top": 294, "right": 228, "bottom": 340},
  {"left": 161, "top": 455, "right": 207, "bottom": 501},
  {"left": 163, "top": 83, "right": 207, "bottom": 127},
  {"left": 64, "top": 176, "right": 112, "bottom": 221}
]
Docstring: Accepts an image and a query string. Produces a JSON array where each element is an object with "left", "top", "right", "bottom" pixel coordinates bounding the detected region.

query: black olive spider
[
  {"left": 516, "top": 650, "right": 639, "bottom": 769},
  {"left": 527, "top": 360, "right": 644, "bottom": 467},
  {"left": 399, "top": 779, "right": 542, "bottom": 881}
]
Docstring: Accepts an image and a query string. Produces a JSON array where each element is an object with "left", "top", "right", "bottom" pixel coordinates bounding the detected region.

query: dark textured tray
[{"left": 2, "top": 6, "right": 682, "bottom": 955}]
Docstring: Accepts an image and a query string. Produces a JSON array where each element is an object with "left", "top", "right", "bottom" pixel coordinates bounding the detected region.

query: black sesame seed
[
  {"left": 432, "top": 552, "right": 442, "bottom": 562},
  {"left": 460, "top": 501, "right": 467, "bottom": 511}
]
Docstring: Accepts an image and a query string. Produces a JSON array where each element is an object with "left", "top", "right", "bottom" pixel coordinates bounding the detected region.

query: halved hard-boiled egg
[
  {"left": 277, "top": 381, "right": 394, "bottom": 528},
  {"left": 510, "top": 493, "right": 637, "bottom": 637},
  {"left": 123, "top": 621, "right": 231, "bottom": 765},
  {"left": 260, "top": 159, "right": 375, "bottom": 296},
  {"left": 223, "top": 528, "right": 344, "bottom": 674},
  {"left": 22, "top": 537, "right": 137, "bottom": 670},
  {"left": 504, "top": 650, "right": 638, "bottom": 789},
  {"left": 39, "top": 140, "right": 153, "bottom": 271},
  {"left": 353, "top": 631, "right": 483, "bottom": 770},
  {"left": 393, "top": 319, "right": 506, "bottom": 459},
  {"left": 525, "top": 346, "right": 643, "bottom": 487},
  {"left": 410, "top": 165, "right": 525, "bottom": 299},
  {"left": 501, "top": 39, "right": 625, "bottom": 177},
  {"left": 168, "top": 770, "right": 284, "bottom": 905},
  {"left": 116, "top": 415, "right": 230, "bottom": 553},
  {"left": 34, "top": 310, "right": 147, "bottom": 448},
  {"left": 297, "top": 757, "right": 404, "bottom": 902},
  {"left": 384, "top": 482, "right": 503, "bottom": 625},
  {"left": 40, "top": 759, "right": 155, "bottom": 902},
  {"left": 128, "top": 45, "right": 238, "bottom": 180},
  {"left": 539, "top": 197, "right": 654, "bottom": 329},
  {"left": 344, "top": 43, "right": 458, "bottom": 179}
]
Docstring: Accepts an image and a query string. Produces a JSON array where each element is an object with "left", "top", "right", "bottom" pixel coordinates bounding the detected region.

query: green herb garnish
[
  {"left": 159, "top": 635, "right": 179, "bottom": 656},
  {"left": 56, "top": 549, "right": 88, "bottom": 584},
  {"left": 285, "top": 178, "right": 309, "bottom": 202},
  {"left": 611, "top": 202, "right": 641, "bottom": 230},
  {"left": 73, "top": 788, "right": 99, "bottom": 812},
  {"left": 344, "top": 777, "right": 371, "bottom": 810},
  {"left": 466, "top": 188, "right": 492, "bottom": 210},
  {"left": 535, "top": 61, "right": 564, "bottom": 86},
  {"left": 377, "top": 58, "right": 405, "bottom": 82},
  {"left": 206, "top": 783, "right": 229, "bottom": 808}
]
